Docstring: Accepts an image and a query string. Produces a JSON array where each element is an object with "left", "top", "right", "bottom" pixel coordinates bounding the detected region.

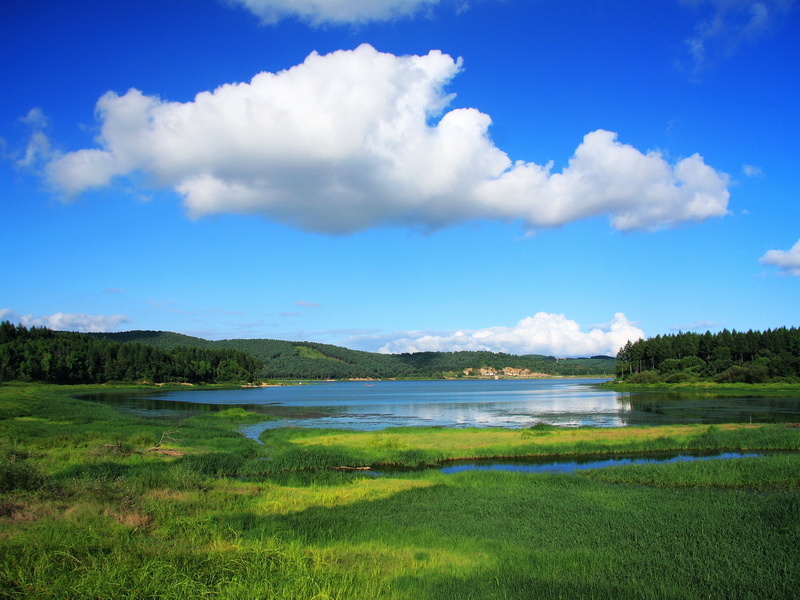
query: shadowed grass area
[
  {"left": 261, "top": 470, "right": 799, "bottom": 599},
  {"left": 1, "top": 383, "right": 798, "bottom": 599}
]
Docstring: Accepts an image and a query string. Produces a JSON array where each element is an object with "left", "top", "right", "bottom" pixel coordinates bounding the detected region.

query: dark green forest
[
  {"left": 0, "top": 323, "right": 614, "bottom": 384},
  {"left": 615, "top": 327, "right": 800, "bottom": 383},
  {"left": 0, "top": 323, "right": 264, "bottom": 384}
]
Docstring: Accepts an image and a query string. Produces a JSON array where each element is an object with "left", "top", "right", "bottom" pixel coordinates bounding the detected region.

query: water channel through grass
[{"left": 403, "top": 450, "right": 765, "bottom": 475}]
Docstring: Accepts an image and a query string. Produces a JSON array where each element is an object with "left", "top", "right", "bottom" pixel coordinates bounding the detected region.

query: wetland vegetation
[{"left": 1, "top": 383, "right": 799, "bottom": 599}]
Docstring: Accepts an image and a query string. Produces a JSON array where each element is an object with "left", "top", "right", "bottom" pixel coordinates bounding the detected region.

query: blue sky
[{"left": 2, "top": 0, "right": 798, "bottom": 357}]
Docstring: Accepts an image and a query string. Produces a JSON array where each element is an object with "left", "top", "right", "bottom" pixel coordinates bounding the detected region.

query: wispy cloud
[
  {"left": 225, "top": 0, "right": 440, "bottom": 26},
  {"left": 148, "top": 301, "right": 247, "bottom": 322},
  {"left": 680, "top": 0, "right": 795, "bottom": 74},
  {"left": 0, "top": 309, "right": 129, "bottom": 332},
  {"left": 13, "top": 107, "right": 53, "bottom": 170},
  {"left": 43, "top": 45, "right": 730, "bottom": 235},
  {"left": 760, "top": 239, "right": 800, "bottom": 275},
  {"left": 669, "top": 320, "right": 725, "bottom": 332},
  {"left": 295, "top": 300, "right": 321, "bottom": 308},
  {"left": 742, "top": 164, "right": 763, "bottom": 177}
]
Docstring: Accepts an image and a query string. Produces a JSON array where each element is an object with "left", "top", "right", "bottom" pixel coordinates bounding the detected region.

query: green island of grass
[{"left": 1, "top": 383, "right": 799, "bottom": 599}]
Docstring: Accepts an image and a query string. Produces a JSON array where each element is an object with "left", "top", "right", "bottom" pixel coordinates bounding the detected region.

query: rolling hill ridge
[{"left": 92, "top": 330, "right": 615, "bottom": 379}]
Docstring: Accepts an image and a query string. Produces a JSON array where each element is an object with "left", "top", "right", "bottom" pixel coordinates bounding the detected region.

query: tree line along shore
[
  {"left": 1, "top": 321, "right": 799, "bottom": 386},
  {"left": 615, "top": 327, "right": 800, "bottom": 384}
]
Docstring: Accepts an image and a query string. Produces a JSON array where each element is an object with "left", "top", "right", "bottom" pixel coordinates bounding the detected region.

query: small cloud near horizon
[
  {"left": 0, "top": 308, "right": 130, "bottom": 333},
  {"left": 669, "top": 320, "right": 725, "bottom": 332},
  {"left": 760, "top": 239, "right": 800, "bottom": 276}
]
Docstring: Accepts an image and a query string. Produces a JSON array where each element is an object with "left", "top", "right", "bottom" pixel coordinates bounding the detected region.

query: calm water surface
[{"left": 85, "top": 378, "right": 800, "bottom": 439}]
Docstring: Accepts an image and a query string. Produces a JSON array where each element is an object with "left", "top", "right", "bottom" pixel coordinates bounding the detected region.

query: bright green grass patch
[
  {"left": 208, "top": 407, "right": 273, "bottom": 423},
  {"left": 296, "top": 345, "right": 341, "bottom": 361},
  {"left": 261, "top": 423, "right": 800, "bottom": 470}
]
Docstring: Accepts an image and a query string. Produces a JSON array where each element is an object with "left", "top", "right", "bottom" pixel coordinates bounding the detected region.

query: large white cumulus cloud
[
  {"left": 227, "top": 0, "right": 440, "bottom": 25},
  {"left": 46, "top": 45, "right": 730, "bottom": 234},
  {"left": 379, "top": 312, "right": 645, "bottom": 357},
  {"left": 760, "top": 239, "right": 800, "bottom": 276}
]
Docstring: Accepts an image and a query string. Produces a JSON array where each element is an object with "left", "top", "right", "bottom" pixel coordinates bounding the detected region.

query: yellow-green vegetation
[
  {"left": 287, "top": 423, "right": 774, "bottom": 453},
  {"left": 1, "top": 384, "right": 798, "bottom": 599},
  {"left": 295, "top": 345, "right": 343, "bottom": 361},
  {"left": 259, "top": 422, "right": 799, "bottom": 471}
]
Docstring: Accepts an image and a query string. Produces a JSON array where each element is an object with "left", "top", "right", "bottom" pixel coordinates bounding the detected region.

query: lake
[{"left": 85, "top": 378, "right": 800, "bottom": 439}]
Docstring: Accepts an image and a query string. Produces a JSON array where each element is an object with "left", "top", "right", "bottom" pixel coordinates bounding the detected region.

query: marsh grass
[
  {"left": 581, "top": 452, "right": 800, "bottom": 490},
  {"left": 1, "top": 384, "right": 798, "bottom": 599},
  {"left": 264, "top": 422, "right": 800, "bottom": 470},
  {"left": 603, "top": 381, "right": 800, "bottom": 397},
  {"left": 0, "top": 453, "right": 47, "bottom": 493}
]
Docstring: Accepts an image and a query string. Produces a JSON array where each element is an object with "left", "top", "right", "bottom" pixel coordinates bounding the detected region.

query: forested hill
[
  {"left": 615, "top": 327, "right": 800, "bottom": 383},
  {"left": 0, "top": 323, "right": 263, "bottom": 384},
  {"left": 0, "top": 323, "right": 614, "bottom": 384},
  {"left": 92, "top": 330, "right": 217, "bottom": 351},
  {"left": 93, "top": 330, "right": 615, "bottom": 380}
]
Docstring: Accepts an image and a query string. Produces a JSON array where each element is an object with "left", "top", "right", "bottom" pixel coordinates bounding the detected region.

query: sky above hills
[{"left": 2, "top": 0, "right": 798, "bottom": 356}]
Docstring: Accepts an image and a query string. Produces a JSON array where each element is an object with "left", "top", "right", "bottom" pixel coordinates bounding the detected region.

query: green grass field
[{"left": 1, "top": 383, "right": 798, "bottom": 599}]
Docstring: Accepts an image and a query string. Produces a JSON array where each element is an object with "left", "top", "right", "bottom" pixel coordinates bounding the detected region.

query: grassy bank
[
  {"left": 1, "top": 384, "right": 798, "bottom": 599},
  {"left": 602, "top": 380, "right": 800, "bottom": 397}
]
